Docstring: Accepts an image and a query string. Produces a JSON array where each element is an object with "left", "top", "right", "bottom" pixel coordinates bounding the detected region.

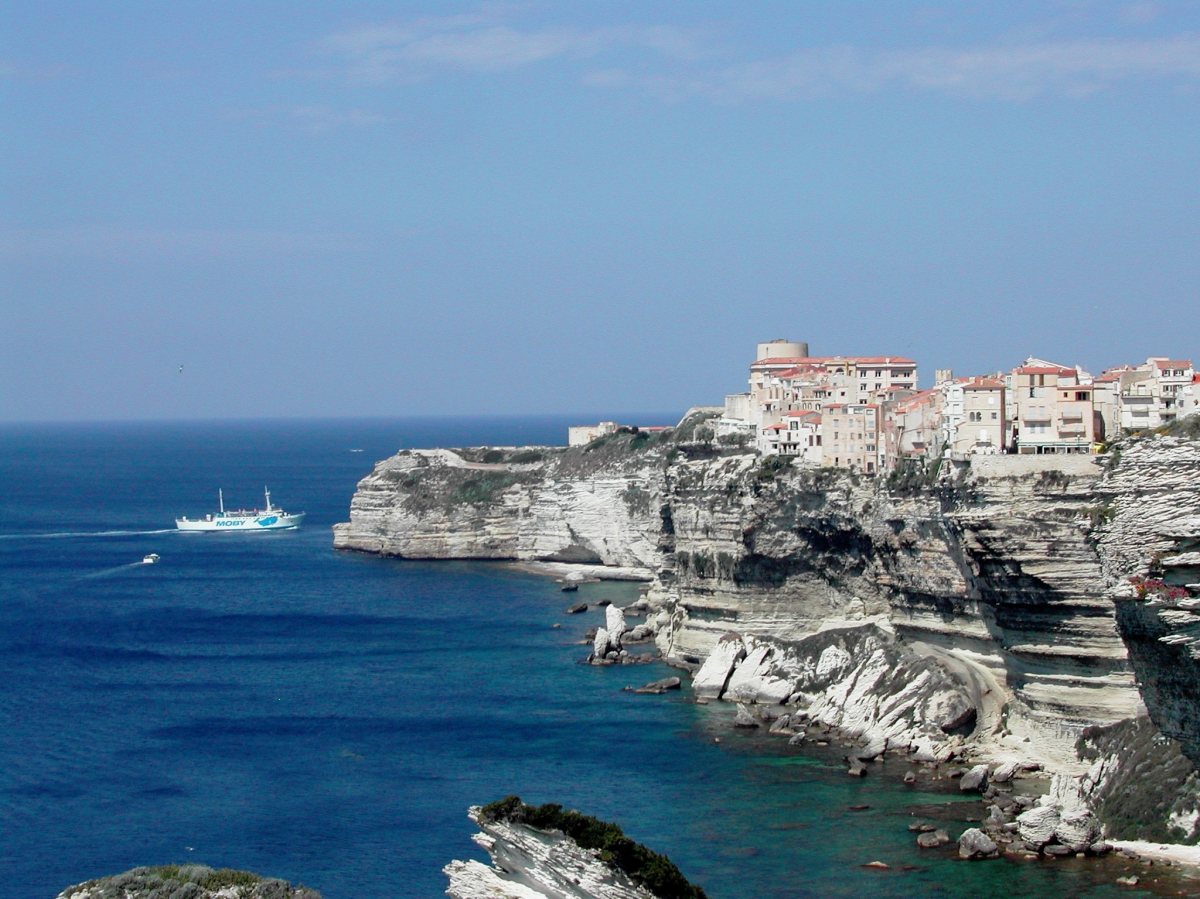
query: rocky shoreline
[
  {"left": 334, "top": 416, "right": 1200, "bottom": 891},
  {"left": 555, "top": 585, "right": 1200, "bottom": 890}
]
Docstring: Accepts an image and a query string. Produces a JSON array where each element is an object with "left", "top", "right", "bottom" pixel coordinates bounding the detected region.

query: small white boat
[
  {"left": 142, "top": 553, "right": 160, "bottom": 564},
  {"left": 176, "top": 488, "right": 305, "bottom": 532}
]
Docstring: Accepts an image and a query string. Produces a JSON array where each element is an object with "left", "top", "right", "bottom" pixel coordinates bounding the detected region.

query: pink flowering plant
[{"left": 1128, "top": 576, "right": 1190, "bottom": 601}]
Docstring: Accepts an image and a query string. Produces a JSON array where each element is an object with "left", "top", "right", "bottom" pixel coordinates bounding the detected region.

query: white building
[{"left": 567, "top": 422, "right": 618, "bottom": 446}]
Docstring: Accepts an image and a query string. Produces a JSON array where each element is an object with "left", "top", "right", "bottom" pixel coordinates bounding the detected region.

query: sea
[{"left": 0, "top": 418, "right": 1142, "bottom": 898}]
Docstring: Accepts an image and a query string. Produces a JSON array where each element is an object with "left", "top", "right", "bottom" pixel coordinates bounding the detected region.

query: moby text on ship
[{"left": 175, "top": 488, "right": 305, "bottom": 531}]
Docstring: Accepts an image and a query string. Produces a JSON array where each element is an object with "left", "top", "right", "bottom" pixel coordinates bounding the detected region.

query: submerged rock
[{"left": 634, "top": 677, "right": 681, "bottom": 694}]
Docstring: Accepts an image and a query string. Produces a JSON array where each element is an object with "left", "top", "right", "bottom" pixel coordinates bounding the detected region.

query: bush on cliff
[
  {"left": 449, "top": 472, "right": 521, "bottom": 505},
  {"left": 479, "top": 796, "right": 708, "bottom": 899},
  {"left": 1155, "top": 413, "right": 1200, "bottom": 440}
]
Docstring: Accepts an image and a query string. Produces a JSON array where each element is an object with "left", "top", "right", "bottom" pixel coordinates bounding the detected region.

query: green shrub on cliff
[
  {"left": 1154, "top": 413, "right": 1200, "bottom": 440},
  {"left": 449, "top": 472, "right": 520, "bottom": 505},
  {"left": 479, "top": 796, "right": 708, "bottom": 899}
]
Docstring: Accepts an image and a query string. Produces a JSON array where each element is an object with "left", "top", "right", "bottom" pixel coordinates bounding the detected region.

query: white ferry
[{"left": 176, "top": 488, "right": 305, "bottom": 532}]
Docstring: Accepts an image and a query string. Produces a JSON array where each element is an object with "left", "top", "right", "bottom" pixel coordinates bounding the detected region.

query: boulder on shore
[
  {"left": 991, "top": 761, "right": 1019, "bottom": 783},
  {"left": 1054, "top": 806, "right": 1100, "bottom": 852},
  {"left": 565, "top": 602, "right": 588, "bottom": 614},
  {"left": 1016, "top": 805, "right": 1060, "bottom": 848},
  {"left": 958, "top": 828, "right": 1000, "bottom": 859},
  {"left": 591, "top": 627, "right": 611, "bottom": 662},
  {"left": 692, "top": 634, "right": 746, "bottom": 699},
  {"left": 604, "top": 604, "right": 627, "bottom": 649},
  {"left": 959, "top": 764, "right": 989, "bottom": 792}
]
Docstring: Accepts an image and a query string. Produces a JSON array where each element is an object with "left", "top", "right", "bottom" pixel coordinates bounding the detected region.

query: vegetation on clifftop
[{"left": 479, "top": 796, "right": 708, "bottom": 899}]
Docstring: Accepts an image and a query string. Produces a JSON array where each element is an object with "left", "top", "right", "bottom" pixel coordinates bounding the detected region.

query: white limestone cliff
[{"left": 336, "top": 422, "right": 1200, "bottom": 844}]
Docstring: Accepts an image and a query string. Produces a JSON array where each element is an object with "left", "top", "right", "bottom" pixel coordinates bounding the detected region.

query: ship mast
[
  {"left": 265, "top": 487, "right": 272, "bottom": 511},
  {"left": 219, "top": 488, "right": 224, "bottom": 515}
]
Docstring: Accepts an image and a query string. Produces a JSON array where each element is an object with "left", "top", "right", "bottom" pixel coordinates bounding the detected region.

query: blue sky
[{"left": 3, "top": 1, "right": 1200, "bottom": 420}]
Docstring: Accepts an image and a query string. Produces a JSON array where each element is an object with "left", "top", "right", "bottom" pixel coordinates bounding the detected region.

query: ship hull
[{"left": 176, "top": 512, "right": 305, "bottom": 532}]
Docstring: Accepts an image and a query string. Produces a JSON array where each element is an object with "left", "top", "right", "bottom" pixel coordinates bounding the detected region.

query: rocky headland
[
  {"left": 444, "top": 797, "right": 706, "bottom": 899},
  {"left": 334, "top": 415, "right": 1200, "bottom": 859},
  {"left": 56, "top": 865, "right": 322, "bottom": 899}
]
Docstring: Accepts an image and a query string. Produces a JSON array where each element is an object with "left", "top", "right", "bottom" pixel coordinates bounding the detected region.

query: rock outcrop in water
[
  {"left": 444, "top": 797, "right": 706, "bottom": 899},
  {"left": 335, "top": 417, "right": 1200, "bottom": 844},
  {"left": 57, "top": 865, "right": 321, "bottom": 899}
]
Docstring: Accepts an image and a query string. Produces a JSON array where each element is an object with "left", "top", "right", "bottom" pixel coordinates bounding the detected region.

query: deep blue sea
[{"left": 0, "top": 418, "right": 1140, "bottom": 898}]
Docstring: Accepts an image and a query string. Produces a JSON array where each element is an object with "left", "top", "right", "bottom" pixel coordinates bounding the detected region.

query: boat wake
[
  {"left": 0, "top": 528, "right": 177, "bottom": 540},
  {"left": 77, "top": 561, "right": 152, "bottom": 580}
]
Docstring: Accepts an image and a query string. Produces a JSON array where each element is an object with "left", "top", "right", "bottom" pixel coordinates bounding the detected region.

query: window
[
  {"left": 991, "top": 412, "right": 998, "bottom": 420},
  {"left": 1029, "top": 388, "right": 1036, "bottom": 398},
  {"left": 1076, "top": 392, "right": 1088, "bottom": 401}
]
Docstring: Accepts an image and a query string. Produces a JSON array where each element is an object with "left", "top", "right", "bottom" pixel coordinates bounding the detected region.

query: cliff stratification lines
[{"left": 335, "top": 421, "right": 1200, "bottom": 843}]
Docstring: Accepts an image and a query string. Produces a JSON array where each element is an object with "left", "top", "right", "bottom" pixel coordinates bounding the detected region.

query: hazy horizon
[{"left": 5, "top": 2, "right": 1199, "bottom": 421}]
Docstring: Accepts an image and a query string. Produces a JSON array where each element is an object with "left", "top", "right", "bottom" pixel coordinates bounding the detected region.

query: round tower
[{"left": 756, "top": 339, "right": 809, "bottom": 361}]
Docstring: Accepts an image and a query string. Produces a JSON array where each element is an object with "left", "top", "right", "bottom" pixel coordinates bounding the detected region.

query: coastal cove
[{"left": 0, "top": 419, "right": 1180, "bottom": 898}]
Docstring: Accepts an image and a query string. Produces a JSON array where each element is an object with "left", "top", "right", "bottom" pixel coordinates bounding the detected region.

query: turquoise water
[{"left": 0, "top": 419, "right": 1146, "bottom": 897}]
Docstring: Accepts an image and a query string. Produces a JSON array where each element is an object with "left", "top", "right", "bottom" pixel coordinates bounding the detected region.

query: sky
[{"left": 3, "top": 1, "right": 1200, "bottom": 421}]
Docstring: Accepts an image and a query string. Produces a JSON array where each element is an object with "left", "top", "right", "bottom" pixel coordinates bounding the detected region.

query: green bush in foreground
[{"left": 479, "top": 796, "right": 708, "bottom": 899}]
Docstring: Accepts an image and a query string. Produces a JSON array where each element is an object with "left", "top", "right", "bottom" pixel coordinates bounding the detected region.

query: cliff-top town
[{"left": 572, "top": 339, "right": 1200, "bottom": 473}]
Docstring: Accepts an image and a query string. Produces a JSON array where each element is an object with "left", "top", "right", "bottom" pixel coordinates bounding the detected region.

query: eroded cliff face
[
  {"left": 335, "top": 425, "right": 1200, "bottom": 841},
  {"left": 333, "top": 444, "right": 669, "bottom": 569},
  {"left": 657, "top": 452, "right": 1145, "bottom": 764}
]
